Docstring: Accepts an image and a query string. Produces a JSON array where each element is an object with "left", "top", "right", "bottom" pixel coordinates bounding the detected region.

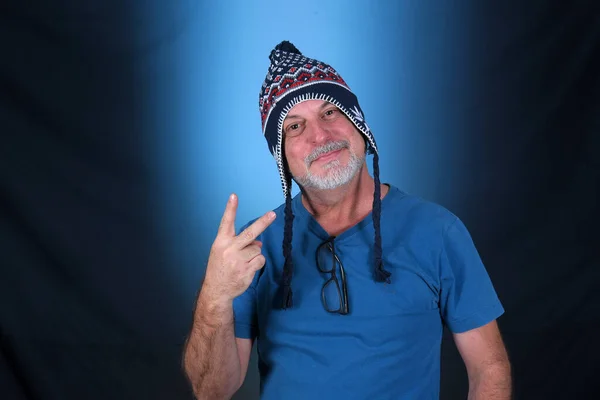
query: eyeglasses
[{"left": 315, "top": 237, "right": 349, "bottom": 315}]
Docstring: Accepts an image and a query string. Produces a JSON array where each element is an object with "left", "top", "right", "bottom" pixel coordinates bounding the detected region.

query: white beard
[{"left": 293, "top": 141, "right": 365, "bottom": 190}]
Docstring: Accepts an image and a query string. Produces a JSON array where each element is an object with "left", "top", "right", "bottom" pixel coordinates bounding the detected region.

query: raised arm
[{"left": 182, "top": 194, "right": 275, "bottom": 399}]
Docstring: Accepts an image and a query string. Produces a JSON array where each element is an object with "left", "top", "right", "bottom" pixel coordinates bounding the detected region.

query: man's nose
[{"left": 307, "top": 120, "right": 333, "bottom": 144}]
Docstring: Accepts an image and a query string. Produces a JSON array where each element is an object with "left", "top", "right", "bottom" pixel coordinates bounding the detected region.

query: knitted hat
[{"left": 258, "top": 41, "right": 391, "bottom": 309}]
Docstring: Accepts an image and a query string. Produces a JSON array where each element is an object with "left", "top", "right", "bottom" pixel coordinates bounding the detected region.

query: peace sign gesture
[{"left": 202, "top": 194, "right": 276, "bottom": 303}]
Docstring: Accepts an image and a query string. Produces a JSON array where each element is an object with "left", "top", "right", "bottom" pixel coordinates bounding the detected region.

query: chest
[{"left": 256, "top": 240, "right": 442, "bottom": 341}]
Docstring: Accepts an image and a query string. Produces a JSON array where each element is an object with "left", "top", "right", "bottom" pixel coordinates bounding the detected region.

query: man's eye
[
  {"left": 324, "top": 109, "right": 337, "bottom": 116},
  {"left": 285, "top": 123, "right": 302, "bottom": 136}
]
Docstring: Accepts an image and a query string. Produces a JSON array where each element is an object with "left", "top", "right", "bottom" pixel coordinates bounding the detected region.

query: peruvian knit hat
[{"left": 258, "top": 40, "right": 392, "bottom": 309}]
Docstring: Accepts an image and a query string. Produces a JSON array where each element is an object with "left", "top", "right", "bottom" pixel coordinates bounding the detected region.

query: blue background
[
  {"left": 2, "top": 1, "right": 598, "bottom": 399},
  {"left": 149, "top": 0, "right": 474, "bottom": 299}
]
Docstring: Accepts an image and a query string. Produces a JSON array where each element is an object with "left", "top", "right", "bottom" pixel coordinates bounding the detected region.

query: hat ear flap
[{"left": 363, "top": 135, "right": 373, "bottom": 155}]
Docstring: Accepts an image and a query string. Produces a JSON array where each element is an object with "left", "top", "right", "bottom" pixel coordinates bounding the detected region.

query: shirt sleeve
[
  {"left": 232, "top": 273, "right": 259, "bottom": 339},
  {"left": 232, "top": 220, "right": 260, "bottom": 340},
  {"left": 439, "top": 216, "right": 505, "bottom": 333}
]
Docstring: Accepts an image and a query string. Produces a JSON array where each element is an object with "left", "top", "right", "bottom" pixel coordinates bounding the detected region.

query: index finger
[
  {"left": 217, "top": 193, "right": 238, "bottom": 238},
  {"left": 235, "top": 210, "right": 276, "bottom": 248}
]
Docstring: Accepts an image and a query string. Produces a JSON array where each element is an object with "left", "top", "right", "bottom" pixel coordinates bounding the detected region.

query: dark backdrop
[{"left": 1, "top": 1, "right": 599, "bottom": 399}]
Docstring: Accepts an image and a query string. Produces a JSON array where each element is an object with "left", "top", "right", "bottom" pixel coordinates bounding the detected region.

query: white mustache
[{"left": 305, "top": 141, "right": 349, "bottom": 165}]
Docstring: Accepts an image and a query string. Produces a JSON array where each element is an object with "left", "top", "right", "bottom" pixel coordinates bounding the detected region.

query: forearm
[
  {"left": 183, "top": 291, "right": 241, "bottom": 400},
  {"left": 468, "top": 361, "right": 512, "bottom": 400}
]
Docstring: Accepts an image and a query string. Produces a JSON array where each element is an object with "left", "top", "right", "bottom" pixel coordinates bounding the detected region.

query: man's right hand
[{"left": 202, "top": 193, "right": 276, "bottom": 303}]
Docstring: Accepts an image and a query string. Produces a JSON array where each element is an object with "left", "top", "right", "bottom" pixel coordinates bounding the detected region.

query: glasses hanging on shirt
[{"left": 316, "top": 237, "right": 349, "bottom": 315}]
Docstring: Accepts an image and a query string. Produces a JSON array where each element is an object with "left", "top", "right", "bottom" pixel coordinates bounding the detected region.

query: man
[{"left": 182, "top": 41, "right": 512, "bottom": 399}]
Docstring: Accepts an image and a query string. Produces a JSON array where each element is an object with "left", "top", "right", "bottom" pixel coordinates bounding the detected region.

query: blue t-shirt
[{"left": 233, "top": 185, "right": 504, "bottom": 399}]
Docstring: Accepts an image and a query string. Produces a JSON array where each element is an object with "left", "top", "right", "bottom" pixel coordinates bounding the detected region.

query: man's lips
[{"left": 313, "top": 148, "right": 343, "bottom": 163}]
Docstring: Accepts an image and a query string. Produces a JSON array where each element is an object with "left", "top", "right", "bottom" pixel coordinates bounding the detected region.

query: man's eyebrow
[
  {"left": 285, "top": 114, "right": 302, "bottom": 120},
  {"left": 319, "top": 101, "right": 333, "bottom": 110},
  {"left": 286, "top": 101, "right": 332, "bottom": 120}
]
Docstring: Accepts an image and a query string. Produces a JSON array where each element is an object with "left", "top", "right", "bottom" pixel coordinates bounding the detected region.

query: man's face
[{"left": 283, "top": 100, "right": 366, "bottom": 190}]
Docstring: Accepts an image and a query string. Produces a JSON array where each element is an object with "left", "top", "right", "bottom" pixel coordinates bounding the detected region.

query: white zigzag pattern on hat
[
  {"left": 270, "top": 145, "right": 278, "bottom": 161},
  {"left": 350, "top": 105, "right": 364, "bottom": 121},
  {"left": 350, "top": 105, "right": 372, "bottom": 133}
]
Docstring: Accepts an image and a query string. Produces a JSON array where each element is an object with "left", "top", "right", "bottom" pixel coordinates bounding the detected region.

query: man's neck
[{"left": 300, "top": 167, "right": 388, "bottom": 236}]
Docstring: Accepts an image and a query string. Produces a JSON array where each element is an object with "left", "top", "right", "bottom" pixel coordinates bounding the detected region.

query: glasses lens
[
  {"left": 317, "top": 243, "right": 335, "bottom": 273},
  {"left": 322, "top": 278, "right": 342, "bottom": 312}
]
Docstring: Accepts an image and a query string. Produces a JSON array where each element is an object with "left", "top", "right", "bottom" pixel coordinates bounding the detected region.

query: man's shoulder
[
  {"left": 385, "top": 185, "right": 458, "bottom": 231},
  {"left": 387, "top": 185, "right": 456, "bottom": 216}
]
